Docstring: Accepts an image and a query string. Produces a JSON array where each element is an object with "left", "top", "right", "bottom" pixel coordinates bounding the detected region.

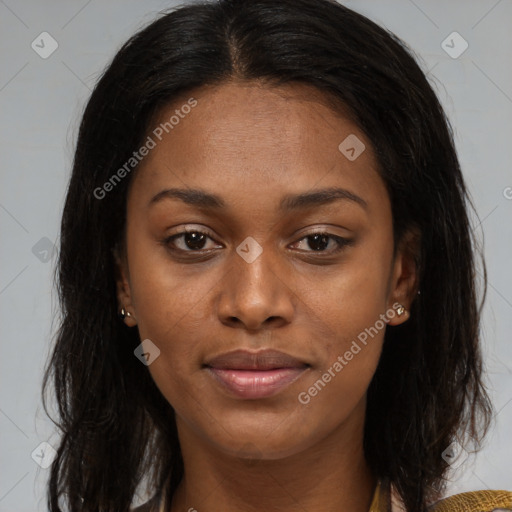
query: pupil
[
  {"left": 309, "top": 234, "right": 329, "bottom": 251},
  {"left": 185, "top": 232, "right": 206, "bottom": 250}
]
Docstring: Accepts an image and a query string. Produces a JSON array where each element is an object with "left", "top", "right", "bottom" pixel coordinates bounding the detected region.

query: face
[{"left": 115, "top": 80, "right": 417, "bottom": 461}]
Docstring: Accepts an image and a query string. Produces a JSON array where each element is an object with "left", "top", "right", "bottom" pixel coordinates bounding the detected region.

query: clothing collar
[{"left": 159, "top": 477, "right": 405, "bottom": 512}]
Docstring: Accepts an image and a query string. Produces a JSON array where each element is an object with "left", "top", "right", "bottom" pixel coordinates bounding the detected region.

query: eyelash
[{"left": 162, "top": 228, "right": 352, "bottom": 256}]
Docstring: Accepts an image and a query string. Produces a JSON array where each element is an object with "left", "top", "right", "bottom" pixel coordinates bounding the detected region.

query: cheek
[
  {"left": 127, "top": 231, "right": 216, "bottom": 338},
  {"left": 301, "top": 236, "right": 393, "bottom": 399},
  {"left": 307, "top": 290, "right": 387, "bottom": 400},
  {"left": 125, "top": 240, "right": 221, "bottom": 391},
  {"left": 129, "top": 261, "right": 212, "bottom": 412},
  {"left": 313, "top": 252, "right": 392, "bottom": 350},
  {"left": 296, "top": 274, "right": 389, "bottom": 424}
]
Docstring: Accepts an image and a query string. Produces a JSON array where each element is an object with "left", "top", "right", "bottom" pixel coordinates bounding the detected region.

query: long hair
[{"left": 42, "top": 0, "right": 493, "bottom": 510}]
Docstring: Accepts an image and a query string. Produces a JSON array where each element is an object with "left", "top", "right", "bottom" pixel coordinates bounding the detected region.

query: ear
[
  {"left": 113, "top": 244, "right": 138, "bottom": 327},
  {"left": 386, "top": 227, "right": 421, "bottom": 326}
]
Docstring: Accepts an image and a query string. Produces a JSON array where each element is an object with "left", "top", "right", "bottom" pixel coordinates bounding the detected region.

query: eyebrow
[{"left": 148, "top": 186, "right": 367, "bottom": 211}]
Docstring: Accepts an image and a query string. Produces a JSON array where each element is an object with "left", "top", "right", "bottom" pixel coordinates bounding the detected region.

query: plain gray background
[{"left": 1, "top": 0, "right": 511, "bottom": 510}]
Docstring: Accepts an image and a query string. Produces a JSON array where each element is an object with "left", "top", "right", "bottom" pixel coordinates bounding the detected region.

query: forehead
[{"left": 128, "top": 80, "right": 387, "bottom": 216}]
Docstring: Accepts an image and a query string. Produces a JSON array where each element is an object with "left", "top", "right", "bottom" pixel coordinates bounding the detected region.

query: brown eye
[
  {"left": 291, "top": 233, "right": 352, "bottom": 254},
  {"left": 165, "top": 230, "right": 220, "bottom": 252}
]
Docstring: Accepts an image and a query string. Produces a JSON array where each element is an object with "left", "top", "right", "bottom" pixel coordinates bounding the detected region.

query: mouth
[{"left": 203, "top": 349, "right": 310, "bottom": 399}]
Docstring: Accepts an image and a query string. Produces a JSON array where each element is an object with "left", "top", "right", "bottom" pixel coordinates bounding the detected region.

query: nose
[{"left": 216, "top": 244, "right": 295, "bottom": 331}]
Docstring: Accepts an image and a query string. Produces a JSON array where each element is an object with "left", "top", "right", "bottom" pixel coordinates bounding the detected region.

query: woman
[{"left": 42, "top": 0, "right": 512, "bottom": 511}]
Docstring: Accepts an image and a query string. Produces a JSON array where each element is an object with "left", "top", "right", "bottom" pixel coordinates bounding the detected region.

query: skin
[{"left": 115, "top": 80, "right": 418, "bottom": 512}]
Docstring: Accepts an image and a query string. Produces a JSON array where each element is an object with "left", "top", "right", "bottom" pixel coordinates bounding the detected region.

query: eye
[
  {"left": 290, "top": 232, "right": 352, "bottom": 254},
  {"left": 164, "top": 229, "right": 221, "bottom": 252}
]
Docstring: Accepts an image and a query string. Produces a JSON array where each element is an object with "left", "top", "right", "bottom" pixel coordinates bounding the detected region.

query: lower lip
[{"left": 206, "top": 367, "right": 308, "bottom": 399}]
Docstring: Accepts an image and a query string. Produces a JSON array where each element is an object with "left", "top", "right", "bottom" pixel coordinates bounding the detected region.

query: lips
[
  {"left": 205, "top": 349, "right": 308, "bottom": 370},
  {"left": 204, "top": 349, "right": 310, "bottom": 399}
]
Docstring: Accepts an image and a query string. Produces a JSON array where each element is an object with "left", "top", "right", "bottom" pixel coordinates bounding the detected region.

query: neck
[{"left": 169, "top": 402, "right": 376, "bottom": 512}]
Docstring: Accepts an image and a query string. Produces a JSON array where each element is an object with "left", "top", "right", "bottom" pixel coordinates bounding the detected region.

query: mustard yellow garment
[
  {"left": 428, "top": 489, "right": 512, "bottom": 511},
  {"left": 368, "top": 479, "right": 512, "bottom": 512}
]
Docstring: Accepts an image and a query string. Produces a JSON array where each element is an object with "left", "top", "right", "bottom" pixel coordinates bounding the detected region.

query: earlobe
[
  {"left": 119, "top": 306, "right": 137, "bottom": 326},
  {"left": 387, "top": 302, "right": 410, "bottom": 326}
]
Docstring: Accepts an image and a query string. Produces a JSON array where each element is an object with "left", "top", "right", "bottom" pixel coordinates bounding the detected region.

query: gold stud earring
[
  {"left": 119, "top": 307, "right": 133, "bottom": 319},
  {"left": 397, "top": 305, "right": 406, "bottom": 316}
]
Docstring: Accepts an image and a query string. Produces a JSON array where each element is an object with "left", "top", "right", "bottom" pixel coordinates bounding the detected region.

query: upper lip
[{"left": 204, "top": 349, "right": 309, "bottom": 370}]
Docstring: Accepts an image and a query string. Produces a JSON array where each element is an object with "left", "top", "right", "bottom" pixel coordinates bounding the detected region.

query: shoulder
[{"left": 428, "top": 489, "right": 512, "bottom": 512}]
